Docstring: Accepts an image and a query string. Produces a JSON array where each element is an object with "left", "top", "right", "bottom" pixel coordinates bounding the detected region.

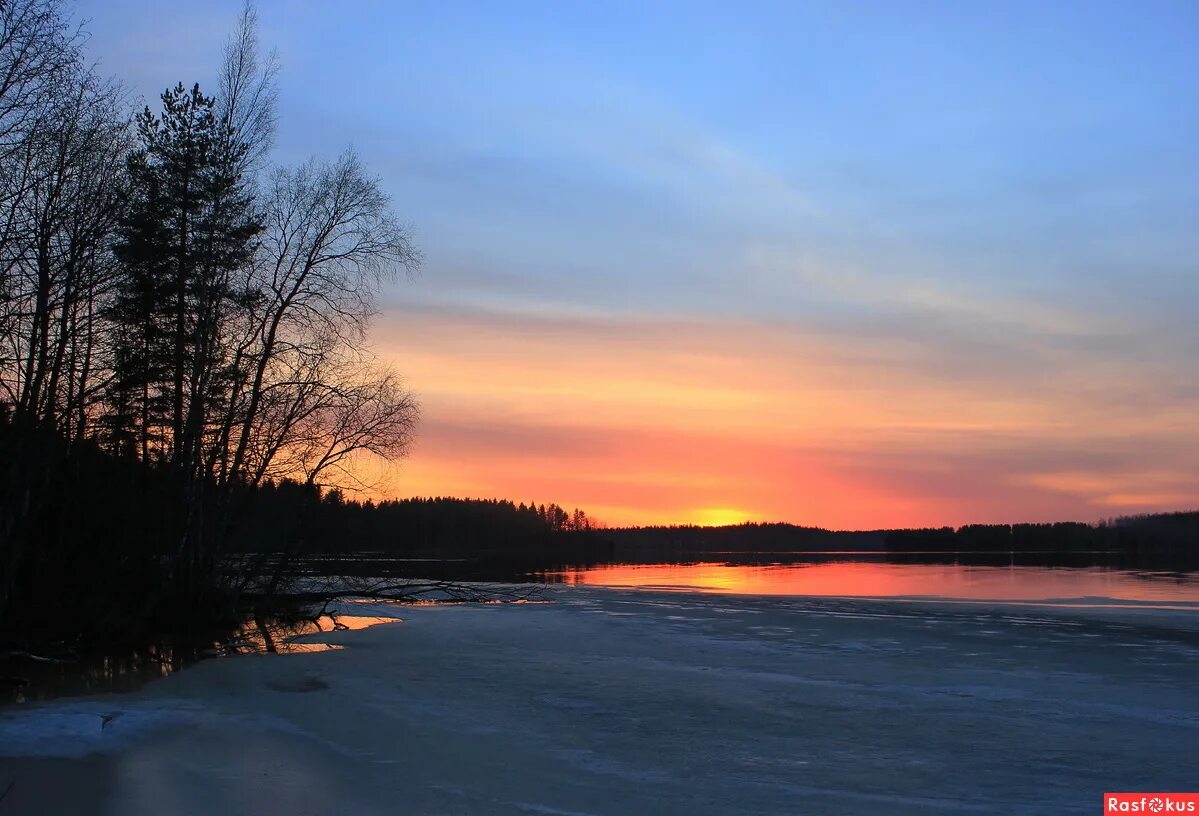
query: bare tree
[
  {"left": 218, "top": 149, "right": 420, "bottom": 491},
  {"left": 0, "top": 0, "right": 82, "bottom": 161},
  {"left": 217, "top": 0, "right": 277, "bottom": 175},
  {"left": 0, "top": 0, "right": 85, "bottom": 385},
  {"left": 290, "top": 365, "right": 417, "bottom": 490},
  {"left": 2, "top": 70, "right": 127, "bottom": 431},
  {"left": 0, "top": 1, "right": 126, "bottom": 620}
]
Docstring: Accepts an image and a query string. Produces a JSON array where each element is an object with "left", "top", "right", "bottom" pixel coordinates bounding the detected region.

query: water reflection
[
  {"left": 0, "top": 612, "right": 399, "bottom": 705},
  {"left": 544, "top": 562, "right": 1199, "bottom": 605}
]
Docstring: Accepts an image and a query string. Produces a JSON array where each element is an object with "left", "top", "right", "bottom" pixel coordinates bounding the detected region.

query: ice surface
[{"left": 1, "top": 588, "right": 1196, "bottom": 815}]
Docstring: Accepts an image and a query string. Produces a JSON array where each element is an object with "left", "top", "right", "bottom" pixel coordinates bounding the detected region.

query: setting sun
[{"left": 691, "top": 507, "right": 760, "bottom": 527}]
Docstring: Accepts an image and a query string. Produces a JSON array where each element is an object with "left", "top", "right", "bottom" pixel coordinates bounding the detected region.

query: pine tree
[
  {"left": 109, "top": 82, "right": 261, "bottom": 469},
  {"left": 108, "top": 82, "right": 262, "bottom": 598}
]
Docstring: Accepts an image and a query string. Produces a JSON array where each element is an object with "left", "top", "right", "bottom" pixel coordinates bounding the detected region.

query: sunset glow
[
  {"left": 80, "top": 0, "right": 1199, "bottom": 529},
  {"left": 373, "top": 301, "right": 1199, "bottom": 528}
]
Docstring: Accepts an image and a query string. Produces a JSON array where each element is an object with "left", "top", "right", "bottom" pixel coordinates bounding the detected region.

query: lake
[
  {"left": 542, "top": 560, "right": 1199, "bottom": 607},
  {"left": 6, "top": 558, "right": 1198, "bottom": 706}
]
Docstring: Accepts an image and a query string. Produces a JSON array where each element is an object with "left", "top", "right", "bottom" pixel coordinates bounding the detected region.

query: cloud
[
  {"left": 75, "top": 0, "right": 1199, "bottom": 528},
  {"left": 373, "top": 299, "right": 1199, "bottom": 527}
]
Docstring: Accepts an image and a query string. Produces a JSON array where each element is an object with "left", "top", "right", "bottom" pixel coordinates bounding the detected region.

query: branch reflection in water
[{"left": 0, "top": 611, "right": 400, "bottom": 705}]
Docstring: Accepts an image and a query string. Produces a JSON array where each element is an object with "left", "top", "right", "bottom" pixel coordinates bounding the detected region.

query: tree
[
  {"left": 109, "top": 82, "right": 262, "bottom": 597},
  {"left": 5, "top": 69, "right": 127, "bottom": 435},
  {"left": 218, "top": 150, "right": 420, "bottom": 493},
  {"left": 0, "top": 1, "right": 423, "bottom": 633},
  {"left": 217, "top": 0, "right": 278, "bottom": 177},
  {"left": 0, "top": 1, "right": 125, "bottom": 622},
  {"left": 110, "top": 82, "right": 260, "bottom": 468}
]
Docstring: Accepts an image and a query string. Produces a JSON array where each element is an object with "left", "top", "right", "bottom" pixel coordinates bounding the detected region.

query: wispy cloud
[{"left": 374, "top": 300, "right": 1199, "bottom": 527}]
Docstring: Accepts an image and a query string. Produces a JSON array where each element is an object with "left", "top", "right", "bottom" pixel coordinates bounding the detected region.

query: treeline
[
  {"left": 883, "top": 513, "right": 1199, "bottom": 558},
  {"left": 231, "top": 488, "right": 603, "bottom": 560},
  {"left": 582, "top": 515, "right": 1199, "bottom": 566},
  {"left": 886, "top": 522, "right": 1097, "bottom": 552},
  {"left": 237, "top": 504, "right": 1199, "bottom": 568},
  {"left": 0, "top": 1, "right": 418, "bottom": 637},
  {"left": 590, "top": 523, "right": 884, "bottom": 563}
]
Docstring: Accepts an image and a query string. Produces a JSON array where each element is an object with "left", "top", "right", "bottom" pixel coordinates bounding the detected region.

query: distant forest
[
  {"left": 585, "top": 513, "right": 1199, "bottom": 566},
  {"left": 234, "top": 487, "right": 603, "bottom": 560},
  {"left": 240, "top": 486, "right": 1199, "bottom": 570}
]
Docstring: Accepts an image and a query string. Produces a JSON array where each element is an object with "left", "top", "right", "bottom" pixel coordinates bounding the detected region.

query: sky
[{"left": 75, "top": 0, "right": 1199, "bottom": 529}]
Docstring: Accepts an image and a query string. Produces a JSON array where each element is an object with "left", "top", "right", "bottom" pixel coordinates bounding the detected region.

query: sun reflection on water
[{"left": 547, "top": 561, "right": 1199, "bottom": 605}]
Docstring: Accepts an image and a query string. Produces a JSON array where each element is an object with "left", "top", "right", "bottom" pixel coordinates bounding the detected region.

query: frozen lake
[{"left": 2, "top": 585, "right": 1197, "bottom": 815}]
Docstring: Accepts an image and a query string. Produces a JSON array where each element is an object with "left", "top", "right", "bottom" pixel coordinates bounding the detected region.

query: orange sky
[
  {"left": 366, "top": 300, "right": 1199, "bottom": 530},
  {"left": 79, "top": 0, "right": 1199, "bottom": 530}
]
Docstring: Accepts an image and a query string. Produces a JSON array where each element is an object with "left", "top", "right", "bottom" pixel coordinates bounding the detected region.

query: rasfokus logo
[{"left": 1105, "top": 793, "right": 1199, "bottom": 813}]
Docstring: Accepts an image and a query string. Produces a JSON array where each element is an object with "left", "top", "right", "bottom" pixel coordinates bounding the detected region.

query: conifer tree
[
  {"left": 110, "top": 82, "right": 261, "bottom": 469},
  {"left": 110, "top": 82, "right": 262, "bottom": 597}
]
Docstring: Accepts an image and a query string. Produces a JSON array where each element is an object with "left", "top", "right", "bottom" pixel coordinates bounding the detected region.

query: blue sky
[{"left": 74, "top": 1, "right": 1199, "bottom": 526}]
